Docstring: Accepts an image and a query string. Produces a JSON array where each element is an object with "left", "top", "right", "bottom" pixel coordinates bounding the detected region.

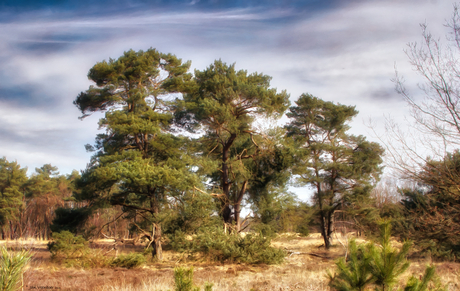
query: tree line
[
  {"left": 3, "top": 5, "right": 460, "bottom": 264},
  {"left": 71, "top": 49, "right": 384, "bottom": 260}
]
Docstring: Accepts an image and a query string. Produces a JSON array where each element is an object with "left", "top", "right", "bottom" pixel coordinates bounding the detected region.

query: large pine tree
[
  {"left": 285, "top": 94, "right": 384, "bottom": 248},
  {"left": 74, "top": 49, "right": 197, "bottom": 260},
  {"left": 176, "top": 60, "right": 290, "bottom": 231}
]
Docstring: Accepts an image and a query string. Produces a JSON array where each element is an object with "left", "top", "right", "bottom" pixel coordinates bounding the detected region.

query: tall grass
[{"left": 0, "top": 246, "right": 32, "bottom": 291}]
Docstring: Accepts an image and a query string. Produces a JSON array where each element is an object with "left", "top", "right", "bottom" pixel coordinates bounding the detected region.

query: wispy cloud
[{"left": 0, "top": 0, "right": 455, "bottom": 179}]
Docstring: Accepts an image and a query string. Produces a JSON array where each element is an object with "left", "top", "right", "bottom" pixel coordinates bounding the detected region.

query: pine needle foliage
[
  {"left": 110, "top": 253, "right": 146, "bottom": 269},
  {"left": 328, "top": 221, "right": 442, "bottom": 291},
  {"left": 174, "top": 267, "right": 213, "bottom": 291},
  {"left": 47, "top": 230, "right": 89, "bottom": 260},
  {"left": 403, "top": 266, "right": 441, "bottom": 291},
  {"left": 171, "top": 227, "right": 285, "bottom": 264},
  {"left": 368, "top": 221, "right": 411, "bottom": 291},
  {"left": 327, "top": 240, "right": 374, "bottom": 291},
  {"left": 0, "top": 247, "right": 31, "bottom": 291}
]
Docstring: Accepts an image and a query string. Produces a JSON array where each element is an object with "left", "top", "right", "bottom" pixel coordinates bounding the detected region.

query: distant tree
[
  {"left": 285, "top": 94, "right": 384, "bottom": 249},
  {"left": 0, "top": 157, "right": 27, "bottom": 238},
  {"left": 393, "top": 150, "right": 460, "bottom": 259},
  {"left": 251, "top": 188, "right": 312, "bottom": 236},
  {"left": 74, "top": 48, "right": 197, "bottom": 260},
  {"left": 176, "top": 60, "right": 290, "bottom": 231},
  {"left": 383, "top": 4, "right": 460, "bottom": 179},
  {"left": 22, "top": 164, "right": 73, "bottom": 239}
]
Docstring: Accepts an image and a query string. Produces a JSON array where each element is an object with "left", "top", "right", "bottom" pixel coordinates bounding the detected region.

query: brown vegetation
[{"left": 2, "top": 234, "right": 459, "bottom": 291}]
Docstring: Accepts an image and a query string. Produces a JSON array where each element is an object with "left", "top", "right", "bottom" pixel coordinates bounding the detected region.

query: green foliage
[
  {"left": 328, "top": 221, "right": 441, "bottom": 291},
  {"left": 177, "top": 60, "right": 291, "bottom": 226},
  {"left": 327, "top": 240, "right": 374, "bottom": 291},
  {"left": 251, "top": 187, "right": 313, "bottom": 236},
  {"left": 285, "top": 94, "right": 384, "bottom": 248},
  {"left": 251, "top": 223, "right": 277, "bottom": 239},
  {"left": 389, "top": 151, "right": 460, "bottom": 260},
  {"left": 110, "top": 253, "right": 146, "bottom": 269},
  {"left": 163, "top": 192, "right": 219, "bottom": 235},
  {"left": 0, "top": 157, "right": 27, "bottom": 227},
  {"left": 171, "top": 227, "right": 285, "bottom": 264},
  {"left": 174, "top": 267, "right": 213, "bottom": 291},
  {"left": 48, "top": 231, "right": 148, "bottom": 269},
  {"left": 74, "top": 48, "right": 198, "bottom": 261},
  {"left": 47, "top": 231, "right": 89, "bottom": 260},
  {"left": 403, "top": 266, "right": 438, "bottom": 291},
  {"left": 367, "top": 221, "right": 411, "bottom": 290},
  {"left": 50, "top": 207, "right": 93, "bottom": 235},
  {"left": 296, "top": 224, "right": 310, "bottom": 237},
  {"left": 174, "top": 267, "right": 200, "bottom": 291},
  {"left": 0, "top": 247, "right": 31, "bottom": 291}
]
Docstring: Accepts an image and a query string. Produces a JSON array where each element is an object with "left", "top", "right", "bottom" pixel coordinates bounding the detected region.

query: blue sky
[{"left": 0, "top": 0, "right": 456, "bottom": 200}]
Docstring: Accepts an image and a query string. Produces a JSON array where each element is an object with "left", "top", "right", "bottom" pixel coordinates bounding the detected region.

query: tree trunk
[
  {"left": 221, "top": 134, "right": 237, "bottom": 224},
  {"left": 320, "top": 211, "right": 332, "bottom": 249},
  {"left": 152, "top": 223, "right": 163, "bottom": 261},
  {"left": 234, "top": 181, "right": 247, "bottom": 232}
]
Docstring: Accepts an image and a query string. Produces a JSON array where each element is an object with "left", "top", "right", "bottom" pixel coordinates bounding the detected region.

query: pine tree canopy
[
  {"left": 285, "top": 93, "right": 384, "bottom": 248},
  {"left": 73, "top": 49, "right": 198, "bottom": 260},
  {"left": 175, "top": 60, "right": 291, "bottom": 229}
]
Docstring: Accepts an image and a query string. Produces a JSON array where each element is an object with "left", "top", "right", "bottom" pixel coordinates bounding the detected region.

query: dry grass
[{"left": 1, "top": 234, "right": 459, "bottom": 291}]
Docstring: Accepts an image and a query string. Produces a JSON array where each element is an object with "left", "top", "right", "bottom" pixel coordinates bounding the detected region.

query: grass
[{"left": 1, "top": 234, "right": 459, "bottom": 291}]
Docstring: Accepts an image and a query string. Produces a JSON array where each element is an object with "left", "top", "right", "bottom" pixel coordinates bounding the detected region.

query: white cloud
[{"left": 0, "top": 0, "right": 456, "bottom": 199}]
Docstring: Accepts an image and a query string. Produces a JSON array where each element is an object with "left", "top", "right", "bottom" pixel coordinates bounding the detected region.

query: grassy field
[{"left": 2, "top": 234, "right": 460, "bottom": 291}]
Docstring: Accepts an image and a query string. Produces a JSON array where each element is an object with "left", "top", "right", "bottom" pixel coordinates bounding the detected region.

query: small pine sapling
[
  {"left": 327, "top": 239, "right": 374, "bottom": 291},
  {"left": 328, "top": 220, "right": 443, "bottom": 291},
  {"left": 368, "top": 221, "right": 411, "bottom": 291},
  {"left": 174, "top": 267, "right": 213, "bottom": 291}
]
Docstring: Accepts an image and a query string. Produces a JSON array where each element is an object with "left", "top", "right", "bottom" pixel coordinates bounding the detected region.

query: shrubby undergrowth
[
  {"left": 48, "top": 231, "right": 146, "bottom": 269},
  {"left": 170, "top": 226, "right": 285, "bottom": 264}
]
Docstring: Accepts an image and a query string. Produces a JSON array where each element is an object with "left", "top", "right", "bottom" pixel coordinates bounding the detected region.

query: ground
[{"left": 2, "top": 233, "right": 460, "bottom": 291}]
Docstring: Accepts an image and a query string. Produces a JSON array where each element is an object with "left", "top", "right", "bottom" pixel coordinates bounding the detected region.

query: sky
[{"left": 0, "top": 0, "right": 456, "bottom": 200}]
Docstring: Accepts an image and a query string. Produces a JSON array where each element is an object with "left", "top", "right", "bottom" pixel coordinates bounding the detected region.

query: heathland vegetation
[{"left": 3, "top": 5, "right": 460, "bottom": 291}]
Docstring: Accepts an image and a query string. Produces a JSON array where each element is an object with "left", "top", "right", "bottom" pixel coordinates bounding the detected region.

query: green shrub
[
  {"left": 252, "top": 223, "right": 277, "bottom": 239},
  {"left": 48, "top": 230, "right": 89, "bottom": 260},
  {"left": 296, "top": 224, "right": 310, "bottom": 237},
  {"left": 0, "top": 247, "right": 31, "bottom": 291},
  {"left": 174, "top": 267, "right": 213, "bottom": 291},
  {"left": 48, "top": 230, "right": 113, "bottom": 268},
  {"left": 171, "top": 227, "right": 285, "bottom": 264},
  {"left": 110, "top": 253, "right": 146, "bottom": 269}
]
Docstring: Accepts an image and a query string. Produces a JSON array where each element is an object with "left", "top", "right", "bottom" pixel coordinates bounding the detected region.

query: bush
[
  {"left": 171, "top": 227, "right": 285, "bottom": 264},
  {"left": 48, "top": 230, "right": 89, "bottom": 260},
  {"left": 296, "top": 224, "right": 310, "bottom": 237},
  {"left": 47, "top": 230, "right": 113, "bottom": 268},
  {"left": 0, "top": 247, "right": 31, "bottom": 291},
  {"left": 110, "top": 253, "right": 146, "bottom": 269}
]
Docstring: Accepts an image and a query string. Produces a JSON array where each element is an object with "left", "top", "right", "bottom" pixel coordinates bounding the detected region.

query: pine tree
[
  {"left": 176, "top": 60, "right": 290, "bottom": 231},
  {"left": 328, "top": 220, "right": 441, "bottom": 291},
  {"left": 0, "top": 157, "right": 27, "bottom": 238},
  {"left": 74, "top": 48, "right": 197, "bottom": 260},
  {"left": 327, "top": 239, "right": 374, "bottom": 291},
  {"left": 285, "top": 94, "right": 384, "bottom": 248},
  {"left": 367, "top": 221, "right": 411, "bottom": 291}
]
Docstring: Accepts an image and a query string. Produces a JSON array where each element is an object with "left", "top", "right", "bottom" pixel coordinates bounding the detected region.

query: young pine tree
[{"left": 328, "top": 220, "right": 442, "bottom": 291}]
